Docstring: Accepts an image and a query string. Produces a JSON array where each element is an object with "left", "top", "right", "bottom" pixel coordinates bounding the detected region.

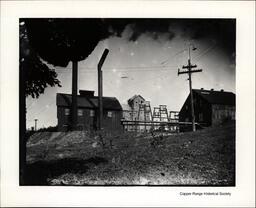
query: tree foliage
[
  {"left": 24, "top": 19, "right": 110, "bottom": 67},
  {"left": 20, "top": 21, "right": 61, "bottom": 98}
]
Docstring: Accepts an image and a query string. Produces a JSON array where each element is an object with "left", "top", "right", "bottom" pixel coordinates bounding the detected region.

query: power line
[
  {"left": 55, "top": 65, "right": 178, "bottom": 70},
  {"left": 160, "top": 48, "right": 187, "bottom": 65},
  {"left": 194, "top": 43, "right": 217, "bottom": 61},
  {"left": 54, "top": 65, "right": 179, "bottom": 74}
]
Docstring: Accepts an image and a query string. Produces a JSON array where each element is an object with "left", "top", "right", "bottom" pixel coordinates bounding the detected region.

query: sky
[{"left": 25, "top": 19, "right": 236, "bottom": 129}]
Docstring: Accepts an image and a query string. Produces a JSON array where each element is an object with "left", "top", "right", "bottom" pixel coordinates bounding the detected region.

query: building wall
[
  {"left": 179, "top": 93, "right": 212, "bottom": 126},
  {"left": 102, "top": 110, "right": 123, "bottom": 133},
  {"left": 57, "top": 107, "right": 96, "bottom": 131},
  {"left": 129, "top": 96, "right": 145, "bottom": 112},
  {"left": 57, "top": 106, "right": 70, "bottom": 131},
  {"left": 211, "top": 104, "right": 235, "bottom": 126},
  {"left": 57, "top": 106, "right": 122, "bottom": 132},
  {"left": 122, "top": 110, "right": 131, "bottom": 120},
  {"left": 193, "top": 93, "right": 212, "bottom": 126},
  {"left": 179, "top": 93, "right": 236, "bottom": 131}
]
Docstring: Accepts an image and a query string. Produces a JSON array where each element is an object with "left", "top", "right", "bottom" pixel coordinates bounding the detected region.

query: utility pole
[
  {"left": 34, "top": 119, "right": 38, "bottom": 131},
  {"left": 71, "top": 60, "right": 78, "bottom": 130},
  {"left": 178, "top": 45, "right": 202, "bottom": 132},
  {"left": 97, "top": 49, "right": 109, "bottom": 130}
]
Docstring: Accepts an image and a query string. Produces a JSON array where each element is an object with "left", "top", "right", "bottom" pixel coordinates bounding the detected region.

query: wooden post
[
  {"left": 71, "top": 60, "right": 78, "bottom": 130},
  {"left": 97, "top": 49, "right": 109, "bottom": 130}
]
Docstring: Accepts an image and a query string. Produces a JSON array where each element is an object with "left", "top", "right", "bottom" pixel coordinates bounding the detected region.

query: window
[
  {"left": 78, "top": 109, "right": 83, "bottom": 116},
  {"left": 65, "top": 108, "right": 70, "bottom": 115},
  {"left": 90, "top": 110, "right": 95, "bottom": 117},
  {"left": 107, "top": 111, "right": 113, "bottom": 118}
]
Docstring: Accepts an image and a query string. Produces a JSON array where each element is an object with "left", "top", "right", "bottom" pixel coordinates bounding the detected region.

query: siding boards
[
  {"left": 57, "top": 107, "right": 122, "bottom": 132},
  {"left": 179, "top": 89, "right": 236, "bottom": 131}
]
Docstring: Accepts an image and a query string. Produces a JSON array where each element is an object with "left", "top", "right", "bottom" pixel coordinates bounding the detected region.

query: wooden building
[
  {"left": 179, "top": 88, "right": 235, "bottom": 128},
  {"left": 56, "top": 90, "right": 123, "bottom": 132},
  {"left": 122, "top": 95, "right": 152, "bottom": 131}
]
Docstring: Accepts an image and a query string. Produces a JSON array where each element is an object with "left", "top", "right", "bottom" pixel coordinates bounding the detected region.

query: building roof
[
  {"left": 193, "top": 89, "right": 235, "bottom": 105},
  {"left": 127, "top": 94, "right": 145, "bottom": 104},
  {"left": 56, "top": 93, "right": 122, "bottom": 110}
]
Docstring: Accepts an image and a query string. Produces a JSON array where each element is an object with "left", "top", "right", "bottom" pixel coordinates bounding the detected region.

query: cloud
[{"left": 110, "top": 19, "right": 235, "bottom": 57}]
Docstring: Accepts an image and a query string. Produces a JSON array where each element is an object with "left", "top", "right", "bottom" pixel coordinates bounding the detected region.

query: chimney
[
  {"left": 220, "top": 89, "right": 224, "bottom": 92},
  {"left": 98, "top": 49, "right": 109, "bottom": 130},
  {"left": 79, "top": 90, "right": 94, "bottom": 97}
]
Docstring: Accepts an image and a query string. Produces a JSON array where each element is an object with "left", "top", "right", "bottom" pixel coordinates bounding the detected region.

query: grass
[{"left": 25, "top": 121, "right": 235, "bottom": 186}]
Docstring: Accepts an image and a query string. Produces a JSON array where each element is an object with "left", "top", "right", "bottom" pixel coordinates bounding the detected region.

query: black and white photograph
[
  {"left": 20, "top": 18, "right": 236, "bottom": 186},
  {"left": 1, "top": 1, "right": 255, "bottom": 207}
]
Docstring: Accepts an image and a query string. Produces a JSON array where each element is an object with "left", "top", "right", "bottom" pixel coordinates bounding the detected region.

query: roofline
[
  {"left": 56, "top": 93, "right": 123, "bottom": 110},
  {"left": 57, "top": 105, "right": 122, "bottom": 111},
  {"left": 179, "top": 89, "right": 235, "bottom": 111},
  {"left": 193, "top": 89, "right": 235, "bottom": 94},
  {"left": 127, "top": 94, "right": 145, "bottom": 103}
]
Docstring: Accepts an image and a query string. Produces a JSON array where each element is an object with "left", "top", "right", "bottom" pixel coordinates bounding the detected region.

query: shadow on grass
[{"left": 23, "top": 156, "right": 108, "bottom": 185}]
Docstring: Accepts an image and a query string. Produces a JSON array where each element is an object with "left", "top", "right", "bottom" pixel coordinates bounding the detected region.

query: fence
[{"left": 121, "top": 119, "right": 205, "bottom": 133}]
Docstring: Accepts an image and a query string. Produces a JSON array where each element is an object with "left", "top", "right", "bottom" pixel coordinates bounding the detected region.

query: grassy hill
[{"left": 25, "top": 121, "right": 235, "bottom": 185}]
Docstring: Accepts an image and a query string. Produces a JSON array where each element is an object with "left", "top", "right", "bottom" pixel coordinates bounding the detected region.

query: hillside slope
[{"left": 25, "top": 122, "right": 235, "bottom": 185}]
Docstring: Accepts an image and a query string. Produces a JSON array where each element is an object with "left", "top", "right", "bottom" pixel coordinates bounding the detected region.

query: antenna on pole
[{"left": 178, "top": 44, "right": 202, "bottom": 132}]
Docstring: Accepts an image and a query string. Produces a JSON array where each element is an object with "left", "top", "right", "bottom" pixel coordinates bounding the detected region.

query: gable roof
[
  {"left": 193, "top": 89, "right": 235, "bottom": 105},
  {"left": 128, "top": 94, "right": 145, "bottom": 104},
  {"left": 56, "top": 93, "right": 122, "bottom": 110}
]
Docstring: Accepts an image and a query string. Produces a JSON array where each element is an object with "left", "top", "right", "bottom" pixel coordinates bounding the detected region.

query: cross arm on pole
[
  {"left": 178, "top": 68, "right": 203, "bottom": 76},
  {"left": 190, "top": 69, "right": 203, "bottom": 73},
  {"left": 182, "top": 64, "right": 197, "bottom": 69},
  {"left": 178, "top": 69, "right": 189, "bottom": 75}
]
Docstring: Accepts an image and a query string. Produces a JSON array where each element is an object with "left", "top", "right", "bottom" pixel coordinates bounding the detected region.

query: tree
[
  {"left": 20, "top": 19, "right": 110, "bottom": 184},
  {"left": 24, "top": 19, "right": 111, "bottom": 130},
  {"left": 20, "top": 21, "right": 61, "bottom": 98},
  {"left": 19, "top": 20, "right": 62, "bottom": 184}
]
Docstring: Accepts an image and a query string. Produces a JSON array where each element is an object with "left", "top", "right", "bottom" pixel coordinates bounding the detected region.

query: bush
[{"left": 37, "top": 125, "right": 58, "bottom": 132}]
